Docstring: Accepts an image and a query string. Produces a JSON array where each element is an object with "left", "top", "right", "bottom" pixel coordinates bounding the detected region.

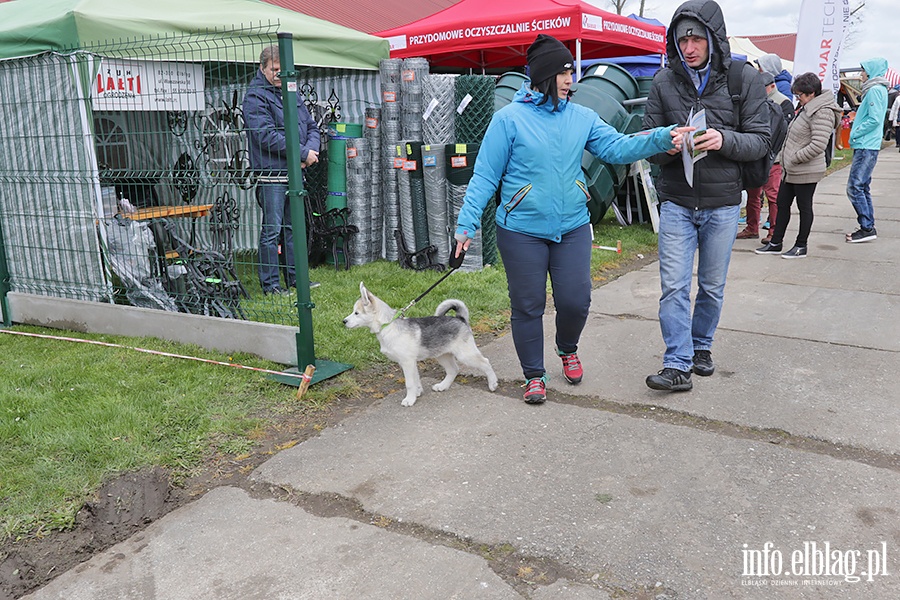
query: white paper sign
[{"left": 92, "top": 59, "right": 205, "bottom": 111}]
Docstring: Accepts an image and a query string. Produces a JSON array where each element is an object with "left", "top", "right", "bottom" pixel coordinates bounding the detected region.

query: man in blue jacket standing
[
  {"left": 845, "top": 57, "right": 890, "bottom": 243},
  {"left": 243, "top": 45, "right": 320, "bottom": 294}
]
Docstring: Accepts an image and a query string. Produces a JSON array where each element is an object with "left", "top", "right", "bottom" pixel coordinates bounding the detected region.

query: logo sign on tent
[
  {"left": 92, "top": 59, "right": 205, "bottom": 111},
  {"left": 387, "top": 15, "right": 579, "bottom": 53}
]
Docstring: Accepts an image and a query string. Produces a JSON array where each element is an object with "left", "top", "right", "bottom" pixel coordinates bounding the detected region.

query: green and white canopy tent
[
  {"left": 0, "top": 0, "right": 386, "bottom": 68},
  {"left": 0, "top": 0, "right": 387, "bottom": 310}
]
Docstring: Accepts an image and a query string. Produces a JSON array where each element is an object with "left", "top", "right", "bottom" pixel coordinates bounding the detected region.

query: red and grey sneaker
[
  {"left": 523, "top": 376, "right": 547, "bottom": 404},
  {"left": 558, "top": 350, "right": 583, "bottom": 384}
]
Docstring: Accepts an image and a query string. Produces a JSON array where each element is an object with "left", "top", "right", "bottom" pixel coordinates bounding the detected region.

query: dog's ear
[{"left": 359, "top": 282, "right": 373, "bottom": 307}]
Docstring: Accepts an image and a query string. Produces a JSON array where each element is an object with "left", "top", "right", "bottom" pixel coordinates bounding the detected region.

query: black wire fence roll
[
  {"left": 396, "top": 141, "right": 415, "bottom": 262},
  {"left": 405, "top": 141, "right": 430, "bottom": 268},
  {"left": 445, "top": 143, "right": 483, "bottom": 272}
]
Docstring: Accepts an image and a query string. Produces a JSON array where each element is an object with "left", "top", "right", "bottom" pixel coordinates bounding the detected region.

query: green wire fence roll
[
  {"left": 454, "top": 75, "right": 495, "bottom": 145},
  {"left": 326, "top": 122, "right": 363, "bottom": 211}
]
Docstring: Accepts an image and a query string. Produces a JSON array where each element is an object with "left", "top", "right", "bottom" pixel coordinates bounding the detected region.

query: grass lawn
[{"left": 0, "top": 213, "right": 658, "bottom": 542}]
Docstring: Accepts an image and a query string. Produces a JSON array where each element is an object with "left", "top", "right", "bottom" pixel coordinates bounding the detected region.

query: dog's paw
[
  {"left": 432, "top": 381, "right": 451, "bottom": 392},
  {"left": 488, "top": 380, "right": 498, "bottom": 392},
  {"left": 401, "top": 396, "right": 417, "bottom": 407}
]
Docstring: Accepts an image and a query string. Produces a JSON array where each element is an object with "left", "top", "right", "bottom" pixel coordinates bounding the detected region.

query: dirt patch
[{"left": 1, "top": 467, "right": 172, "bottom": 600}]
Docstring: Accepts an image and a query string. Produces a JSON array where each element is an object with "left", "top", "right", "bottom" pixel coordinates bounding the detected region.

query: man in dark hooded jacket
[
  {"left": 642, "top": 0, "right": 769, "bottom": 391},
  {"left": 243, "top": 45, "right": 320, "bottom": 295}
]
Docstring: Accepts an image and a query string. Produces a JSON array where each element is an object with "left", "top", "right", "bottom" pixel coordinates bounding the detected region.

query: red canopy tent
[{"left": 375, "top": 0, "right": 666, "bottom": 74}]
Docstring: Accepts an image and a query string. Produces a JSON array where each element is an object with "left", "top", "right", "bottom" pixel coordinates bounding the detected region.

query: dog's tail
[{"left": 434, "top": 299, "right": 469, "bottom": 324}]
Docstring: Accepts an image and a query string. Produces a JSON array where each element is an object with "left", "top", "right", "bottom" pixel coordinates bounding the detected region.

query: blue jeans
[
  {"left": 497, "top": 224, "right": 592, "bottom": 379},
  {"left": 846, "top": 149, "right": 879, "bottom": 230},
  {"left": 258, "top": 183, "right": 295, "bottom": 291},
  {"left": 657, "top": 202, "right": 740, "bottom": 372}
]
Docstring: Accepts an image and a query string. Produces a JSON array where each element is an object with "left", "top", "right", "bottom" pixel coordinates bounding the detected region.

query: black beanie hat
[{"left": 527, "top": 34, "right": 574, "bottom": 85}]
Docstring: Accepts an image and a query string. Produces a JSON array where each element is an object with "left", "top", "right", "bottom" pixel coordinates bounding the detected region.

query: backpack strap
[{"left": 727, "top": 59, "right": 746, "bottom": 131}]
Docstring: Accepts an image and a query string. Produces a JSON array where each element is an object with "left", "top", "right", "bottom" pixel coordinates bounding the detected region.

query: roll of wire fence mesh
[
  {"left": 326, "top": 122, "right": 362, "bottom": 212},
  {"left": 405, "top": 141, "right": 433, "bottom": 269},
  {"left": 345, "top": 137, "right": 370, "bottom": 266},
  {"left": 396, "top": 142, "right": 415, "bottom": 263},
  {"left": 445, "top": 143, "right": 483, "bottom": 272},
  {"left": 421, "top": 144, "right": 449, "bottom": 266},
  {"left": 422, "top": 74, "right": 456, "bottom": 145},
  {"left": 380, "top": 58, "right": 403, "bottom": 261},
  {"left": 364, "top": 107, "right": 383, "bottom": 262},
  {"left": 400, "top": 57, "right": 429, "bottom": 142},
  {"left": 454, "top": 75, "right": 495, "bottom": 144},
  {"left": 453, "top": 75, "right": 497, "bottom": 265},
  {"left": 382, "top": 125, "right": 402, "bottom": 261}
]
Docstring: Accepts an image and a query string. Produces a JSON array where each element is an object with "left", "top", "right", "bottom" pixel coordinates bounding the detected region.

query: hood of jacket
[
  {"left": 860, "top": 57, "right": 888, "bottom": 80},
  {"left": 755, "top": 54, "right": 782, "bottom": 77},
  {"left": 805, "top": 91, "right": 842, "bottom": 126},
  {"left": 667, "top": 0, "right": 731, "bottom": 80}
]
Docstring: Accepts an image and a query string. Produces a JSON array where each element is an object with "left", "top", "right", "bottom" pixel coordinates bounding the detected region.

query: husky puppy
[{"left": 343, "top": 282, "right": 498, "bottom": 406}]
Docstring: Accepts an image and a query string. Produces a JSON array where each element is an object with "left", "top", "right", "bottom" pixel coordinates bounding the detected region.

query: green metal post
[
  {"left": 0, "top": 211, "right": 11, "bottom": 327},
  {"left": 277, "top": 33, "right": 315, "bottom": 369}
]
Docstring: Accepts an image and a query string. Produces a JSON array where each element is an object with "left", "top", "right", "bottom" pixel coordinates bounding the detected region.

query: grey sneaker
[
  {"left": 845, "top": 228, "right": 876, "bottom": 243},
  {"left": 781, "top": 246, "right": 807, "bottom": 259},
  {"left": 646, "top": 368, "right": 693, "bottom": 391}
]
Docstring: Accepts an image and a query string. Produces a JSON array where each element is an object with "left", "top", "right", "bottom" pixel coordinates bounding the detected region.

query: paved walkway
[{"left": 25, "top": 149, "right": 900, "bottom": 599}]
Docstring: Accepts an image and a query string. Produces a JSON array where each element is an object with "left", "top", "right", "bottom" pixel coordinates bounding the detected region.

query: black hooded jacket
[{"left": 642, "top": 0, "right": 770, "bottom": 209}]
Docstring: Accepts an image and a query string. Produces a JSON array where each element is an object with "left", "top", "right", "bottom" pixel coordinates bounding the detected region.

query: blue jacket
[
  {"left": 456, "top": 83, "right": 675, "bottom": 242},
  {"left": 849, "top": 58, "right": 889, "bottom": 151},
  {"left": 242, "top": 69, "right": 320, "bottom": 176},
  {"left": 774, "top": 70, "right": 793, "bottom": 99}
]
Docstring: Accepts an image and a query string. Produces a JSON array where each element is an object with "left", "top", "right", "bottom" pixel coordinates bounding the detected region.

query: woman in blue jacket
[{"left": 454, "top": 34, "right": 690, "bottom": 404}]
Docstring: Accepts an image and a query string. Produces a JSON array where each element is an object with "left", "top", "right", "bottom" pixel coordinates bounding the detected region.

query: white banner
[
  {"left": 793, "top": 0, "right": 850, "bottom": 97},
  {"left": 92, "top": 59, "right": 205, "bottom": 112}
]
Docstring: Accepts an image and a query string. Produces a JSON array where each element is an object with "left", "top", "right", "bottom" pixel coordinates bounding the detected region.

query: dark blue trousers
[{"left": 497, "top": 224, "right": 592, "bottom": 379}]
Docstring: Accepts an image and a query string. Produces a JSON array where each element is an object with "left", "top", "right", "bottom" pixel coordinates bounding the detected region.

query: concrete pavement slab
[
  {"left": 482, "top": 317, "right": 899, "bottom": 453},
  {"left": 24, "top": 486, "right": 520, "bottom": 600},
  {"left": 253, "top": 390, "right": 900, "bottom": 599}
]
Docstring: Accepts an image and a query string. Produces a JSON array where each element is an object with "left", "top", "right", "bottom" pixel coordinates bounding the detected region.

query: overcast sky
[{"left": 588, "top": 0, "right": 899, "bottom": 75}]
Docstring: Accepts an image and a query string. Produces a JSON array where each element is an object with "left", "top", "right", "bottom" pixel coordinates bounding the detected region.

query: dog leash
[{"left": 396, "top": 247, "right": 467, "bottom": 318}]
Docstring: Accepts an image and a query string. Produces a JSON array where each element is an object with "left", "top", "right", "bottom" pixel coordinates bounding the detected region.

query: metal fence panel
[{"left": 0, "top": 24, "right": 379, "bottom": 330}]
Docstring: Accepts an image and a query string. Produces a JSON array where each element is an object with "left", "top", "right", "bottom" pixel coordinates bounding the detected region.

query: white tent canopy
[{"left": 729, "top": 36, "right": 794, "bottom": 74}]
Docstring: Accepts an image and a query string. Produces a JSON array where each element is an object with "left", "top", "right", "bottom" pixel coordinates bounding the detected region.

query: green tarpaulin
[{"left": 0, "top": 0, "right": 387, "bottom": 70}]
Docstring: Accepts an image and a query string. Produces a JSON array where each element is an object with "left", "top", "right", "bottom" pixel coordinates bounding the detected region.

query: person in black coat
[{"left": 641, "top": 0, "right": 769, "bottom": 391}]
